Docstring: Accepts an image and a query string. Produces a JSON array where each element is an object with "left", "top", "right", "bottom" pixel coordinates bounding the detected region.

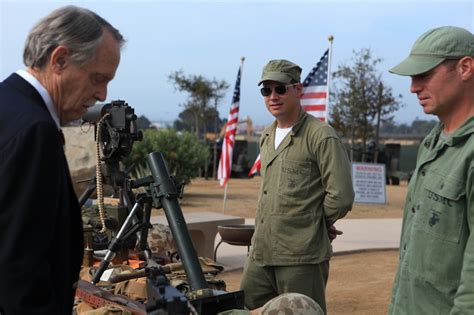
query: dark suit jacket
[{"left": 0, "top": 73, "right": 84, "bottom": 314}]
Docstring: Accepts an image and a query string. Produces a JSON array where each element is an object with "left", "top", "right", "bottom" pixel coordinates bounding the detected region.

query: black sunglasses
[{"left": 260, "top": 84, "right": 297, "bottom": 97}]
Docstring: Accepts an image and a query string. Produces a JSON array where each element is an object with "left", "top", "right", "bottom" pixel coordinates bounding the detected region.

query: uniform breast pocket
[
  {"left": 278, "top": 159, "right": 311, "bottom": 198},
  {"left": 420, "top": 172, "right": 466, "bottom": 243}
]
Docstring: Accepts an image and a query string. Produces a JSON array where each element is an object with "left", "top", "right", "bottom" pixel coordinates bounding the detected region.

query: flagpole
[
  {"left": 222, "top": 56, "right": 245, "bottom": 213},
  {"left": 223, "top": 184, "right": 228, "bottom": 213},
  {"left": 326, "top": 35, "right": 334, "bottom": 123}
]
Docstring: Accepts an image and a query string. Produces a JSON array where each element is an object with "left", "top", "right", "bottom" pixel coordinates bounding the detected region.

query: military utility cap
[
  {"left": 260, "top": 293, "right": 324, "bottom": 315},
  {"left": 258, "top": 59, "right": 302, "bottom": 85},
  {"left": 390, "top": 26, "right": 474, "bottom": 76},
  {"left": 217, "top": 293, "right": 324, "bottom": 315}
]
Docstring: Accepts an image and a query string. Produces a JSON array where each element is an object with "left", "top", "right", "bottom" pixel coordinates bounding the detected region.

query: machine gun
[
  {"left": 80, "top": 100, "right": 143, "bottom": 261},
  {"left": 79, "top": 101, "right": 244, "bottom": 314},
  {"left": 80, "top": 100, "right": 142, "bottom": 204}
]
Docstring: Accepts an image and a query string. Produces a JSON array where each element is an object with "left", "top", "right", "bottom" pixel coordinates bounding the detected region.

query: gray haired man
[{"left": 0, "top": 6, "right": 124, "bottom": 314}]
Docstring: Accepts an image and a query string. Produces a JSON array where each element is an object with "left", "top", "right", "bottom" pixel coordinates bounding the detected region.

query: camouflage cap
[
  {"left": 390, "top": 26, "right": 474, "bottom": 76},
  {"left": 259, "top": 293, "right": 324, "bottom": 315},
  {"left": 258, "top": 59, "right": 302, "bottom": 86},
  {"left": 148, "top": 223, "right": 176, "bottom": 258}
]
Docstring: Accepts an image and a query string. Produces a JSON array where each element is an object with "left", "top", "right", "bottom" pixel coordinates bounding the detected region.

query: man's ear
[
  {"left": 49, "top": 45, "right": 69, "bottom": 73},
  {"left": 459, "top": 56, "right": 473, "bottom": 81}
]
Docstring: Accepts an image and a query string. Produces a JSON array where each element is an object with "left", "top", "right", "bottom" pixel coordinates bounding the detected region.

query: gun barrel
[
  {"left": 146, "top": 152, "right": 209, "bottom": 291},
  {"left": 82, "top": 103, "right": 107, "bottom": 123}
]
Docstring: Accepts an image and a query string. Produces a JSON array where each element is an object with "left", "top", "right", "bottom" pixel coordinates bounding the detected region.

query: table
[{"left": 150, "top": 212, "right": 245, "bottom": 259}]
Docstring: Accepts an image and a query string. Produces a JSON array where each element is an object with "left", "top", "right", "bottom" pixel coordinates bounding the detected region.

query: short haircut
[
  {"left": 442, "top": 58, "right": 461, "bottom": 72},
  {"left": 23, "top": 5, "right": 125, "bottom": 69}
]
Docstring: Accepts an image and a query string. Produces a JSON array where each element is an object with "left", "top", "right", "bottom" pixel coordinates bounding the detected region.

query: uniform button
[
  {"left": 263, "top": 190, "right": 267, "bottom": 195},
  {"left": 421, "top": 170, "right": 426, "bottom": 176},
  {"left": 440, "top": 183, "right": 444, "bottom": 189},
  {"left": 411, "top": 207, "right": 415, "bottom": 213},
  {"left": 260, "top": 219, "right": 264, "bottom": 223},
  {"left": 403, "top": 244, "right": 406, "bottom": 250}
]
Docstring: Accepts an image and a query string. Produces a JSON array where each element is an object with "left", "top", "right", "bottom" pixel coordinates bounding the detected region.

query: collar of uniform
[
  {"left": 423, "top": 116, "right": 474, "bottom": 149},
  {"left": 447, "top": 115, "right": 474, "bottom": 145},
  {"left": 290, "top": 109, "right": 309, "bottom": 135},
  {"left": 423, "top": 122, "right": 443, "bottom": 149}
]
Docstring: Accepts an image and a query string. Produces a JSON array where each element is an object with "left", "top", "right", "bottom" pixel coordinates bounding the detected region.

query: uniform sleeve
[
  {"left": 450, "top": 165, "right": 474, "bottom": 314},
  {"left": 316, "top": 136, "right": 354, "bottom": 225},
  {"left": 0, "top": 122, "right": 63, "bottom": 314}
]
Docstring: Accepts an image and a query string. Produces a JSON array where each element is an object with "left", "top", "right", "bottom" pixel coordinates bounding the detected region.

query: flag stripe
[
  {"left": 301, "top": 99, "right": 327, "bottom": 106},
  {"left": 302, "top": 105, "right": 326, "bottom": 111},
  {"left": 300, "top": 92, "right": 327, "bottom": 99},
  {"left": 305, "top": 110, "right": 326, "bottom": 118}
]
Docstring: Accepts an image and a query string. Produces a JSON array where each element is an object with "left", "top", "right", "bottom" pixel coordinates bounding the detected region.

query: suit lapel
[{"left": 4, "top": 73, "right": 48, "bottom": 112}]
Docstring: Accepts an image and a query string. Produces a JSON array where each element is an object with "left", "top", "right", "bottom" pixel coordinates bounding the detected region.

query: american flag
[
  {"left": 301, "top": 49, "right": 329, "bottom": 121},
  {"left": 218, "top": 66, "right": 241, "bottom": 187}
]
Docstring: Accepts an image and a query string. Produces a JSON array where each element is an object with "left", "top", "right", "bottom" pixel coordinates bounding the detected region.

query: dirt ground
[
  {"left": 218, "top": 250, "right": 399, "bottom": 315},
  {"left": 167, "top": 177, "right": 406, "bottom": 314}
]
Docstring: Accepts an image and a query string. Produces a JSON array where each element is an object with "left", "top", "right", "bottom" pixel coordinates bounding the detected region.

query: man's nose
[
  {"left": 269, "top": 88, "right": 280, "bottom": 99},
  {"left": 410, "top": 78, "right": 421, "bottom": 94},
  {"left": 95, "top": 85, "right": 107, "bottom": 102}
]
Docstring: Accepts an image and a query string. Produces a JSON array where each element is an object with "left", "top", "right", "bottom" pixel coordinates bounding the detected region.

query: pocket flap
[{"left": 424, "top": 172, "right": 465, "bottom": 201}]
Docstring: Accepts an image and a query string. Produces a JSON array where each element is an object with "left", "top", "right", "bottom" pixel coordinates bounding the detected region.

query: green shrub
[{"left": 124, "top": 128, "right": 209, "bottom": 184}]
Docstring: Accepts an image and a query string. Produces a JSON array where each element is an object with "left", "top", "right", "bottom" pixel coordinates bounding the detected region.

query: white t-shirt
[{"left": 275, "top": 126, "right": 292, "bottom": 149}]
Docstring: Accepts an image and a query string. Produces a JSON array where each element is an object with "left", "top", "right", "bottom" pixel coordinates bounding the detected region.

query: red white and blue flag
[
  {"left": 301, "top": 49, "right": 330, "bottom": 121},
  {"left": 218, "top": 66, "right": 241, "bottom": 187}
]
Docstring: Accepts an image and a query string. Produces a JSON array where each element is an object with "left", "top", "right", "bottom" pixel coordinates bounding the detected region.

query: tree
[
  {"left": 168, "top": 71, "right": 229, "bottom": 140},
  {"left": 173, "top": 107, "right": 224, "bottom": 134},
  {"left": 379, "top": 118, "right": 437, "bottom": 136},
  {"left": 410, "top": 118, "right": 437, "bottom": 135},
  {"left": 136, "top": 115, "right": 153, "bottom": 130},
  {"left": 123, "top": 128, "right": 209, "bottom": 184},
  {"left": 330, "top": 48, "right": 403, "bottom": 161}
]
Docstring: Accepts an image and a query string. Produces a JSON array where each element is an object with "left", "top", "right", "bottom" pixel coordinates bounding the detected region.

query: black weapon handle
[{"left": 91, "top": 259, "right": 111, "bottom": 284}]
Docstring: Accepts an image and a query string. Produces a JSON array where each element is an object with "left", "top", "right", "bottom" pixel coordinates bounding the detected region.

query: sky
[{"left": 1, "top": 0, "right": 473, "bottom": 127}]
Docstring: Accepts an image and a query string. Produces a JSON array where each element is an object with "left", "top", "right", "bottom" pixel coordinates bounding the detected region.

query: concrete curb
[
  {"left": 332, "top": 247, "right": 399, "bottom": 256},
  {"left": 219, "top": 248, "right": 400, "bottom": 273}
]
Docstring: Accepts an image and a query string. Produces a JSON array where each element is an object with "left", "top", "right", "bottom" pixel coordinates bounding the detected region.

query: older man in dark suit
[{"left": 0, "top": 6, "right": 124, "bottom": 314}]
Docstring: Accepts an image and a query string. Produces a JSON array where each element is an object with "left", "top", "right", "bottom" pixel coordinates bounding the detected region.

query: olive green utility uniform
[
  {"left": 389, "top": 117, "right": 474, "bottom": 314},
  {"left": 241, "top": 111, "right": 354, "bottom": 312}
]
